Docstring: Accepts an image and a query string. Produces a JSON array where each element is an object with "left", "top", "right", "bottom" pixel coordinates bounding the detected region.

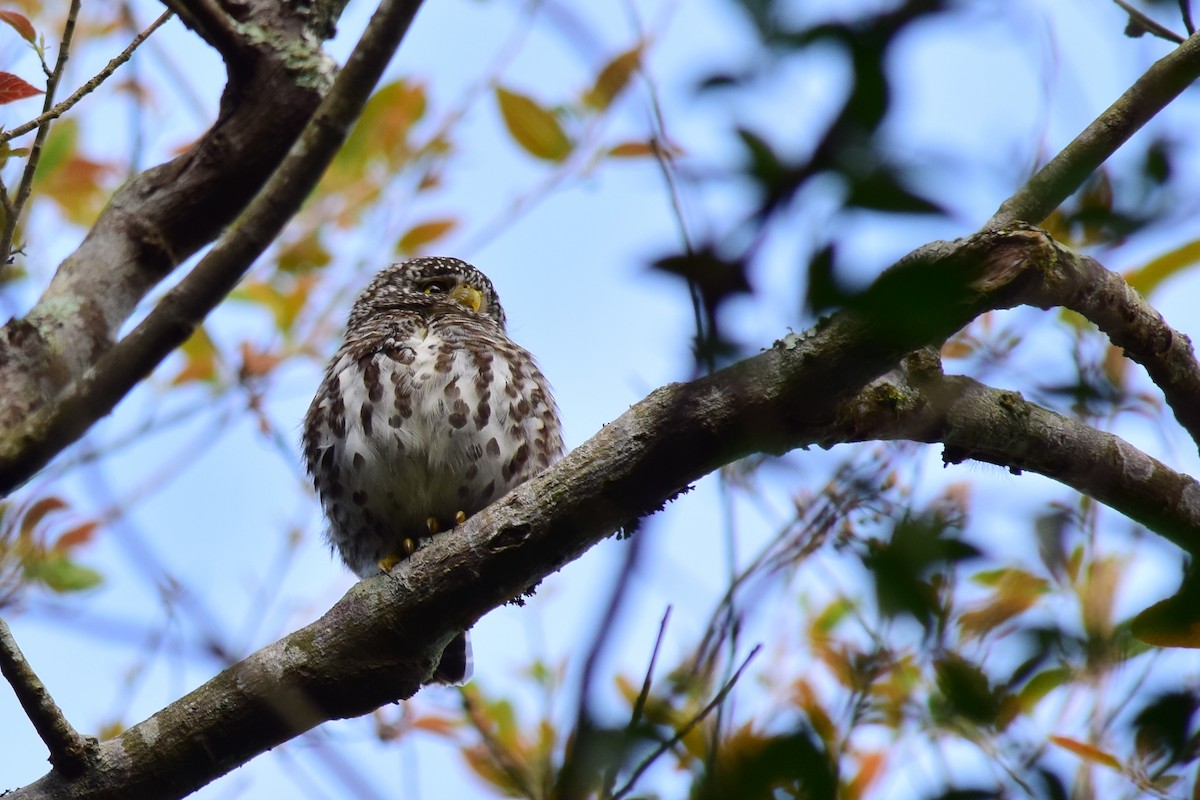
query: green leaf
[
  {"left": 28, "top": 554, "right": 103, "bottom": 592},
  {"left": 495, "top": 86, "right": 572, "bottom": 162}
]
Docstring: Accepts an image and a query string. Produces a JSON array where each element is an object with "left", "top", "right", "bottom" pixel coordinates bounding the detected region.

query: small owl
[{"left": 303, "top": 257, "right": 564, "bottom": 683}]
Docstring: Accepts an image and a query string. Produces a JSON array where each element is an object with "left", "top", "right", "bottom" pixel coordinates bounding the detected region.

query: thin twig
[
  {"left": 461, "top": 690, "right": 539, "bottom": 800},
  {"left": 600, "top": 606, "right": 671, "bottom": 798},
  {"left": 0, "top": 617, "right": 96, "bottom": 777},
  {"left": 0, "top": 10, "right": 173, "bottom": 146},
  {"left": 556, "top": 533, "right": 644, "bottom": 798},
  {"left": 611, "top": 644, "right": 762, "bottom": 800},
  {"left": 1181, "top": 0, "right": 1196, "bottom": 35},
  {"left": 1113, "top": 0, "right": 1186, "bottom": 43},
  {"left": 988, "top": 31, "right": 1200, "bottom": 227},
  {"left": 0, "top": 0, "right": 81, "bottom": 266}
]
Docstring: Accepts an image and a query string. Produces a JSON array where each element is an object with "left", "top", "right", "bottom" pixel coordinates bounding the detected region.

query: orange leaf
[
  {"left": 0, "top": 71, "right": 41, "bottom": 104},
  {"left": 54, "top": 521, "right": 99, "bottom": 552},
  {"left": 1050, "top": 736, "right": 1122, "bottom": 771},
  {"left": 396, "top": 218, "right": 457, "bottom": 255},
  {"left": 0, "top": 11, "right": 35, "bottom": 43},
  {"left": 608, "top": 141, "right": 656, "bottom": 158},
  {"left": 495, "top": 86, "right": 572, "bottom": 162},
  {"left": 846, "top": 751, "right": 886, "bottom": 800},
  {"left": 584, "top": 46, "right": 641, "bottom": 110},
  {"left": 19, "top": 496, "right": 67, "bottom": 539}
]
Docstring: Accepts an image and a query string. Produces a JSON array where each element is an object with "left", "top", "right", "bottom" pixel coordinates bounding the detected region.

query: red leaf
[
  {"left": 0, "top": 11, "right": 35, "bottom": 43},
  {"left": 0, "top": 72, "right": 42, "bottom": 105}
]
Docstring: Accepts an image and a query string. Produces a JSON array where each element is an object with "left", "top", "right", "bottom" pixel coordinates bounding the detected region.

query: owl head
[{"left": 348, "top": 257, "right": 507, "bottom": 331}]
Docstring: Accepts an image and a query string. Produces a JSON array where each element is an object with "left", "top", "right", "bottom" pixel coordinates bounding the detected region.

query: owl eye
[{"left": 421, "top": 278, "right": 456, "bottom": 295}]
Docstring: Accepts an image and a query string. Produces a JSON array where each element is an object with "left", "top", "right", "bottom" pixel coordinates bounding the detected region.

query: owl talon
[
  {"left": 378, "top": 554, "right": 402, "bottom": 572},
  {"left": 454, "top": 510, "right": 467, "bottom": 526},
  {"left": 426, "top": 516, "right": 440, "bottom": 535},
  {"left": 402, "top": 537, "right": 417, "bottom": 556}
]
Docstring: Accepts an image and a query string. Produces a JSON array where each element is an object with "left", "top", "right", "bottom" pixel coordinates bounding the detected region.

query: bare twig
[
  {"left": 0, "top": 617, "right": 96, "bottom": 777},
  {"left": 988, "top": 31, "right": 1200, "bottom": 227},
  {"left": 0, "top": 0, "right": 82, "bottom": 266},
  {"left": 556, "top": 533, "right": 644, "bottom": 797},
  {"left": 461, "top": 690, "right": 539, "bottom": 800},
  {"left": 600, "top": 606, "right": 671, "bottom": 798},
  {"left": 611, "top": 645, "right": 762, "bottom": 800},
  {"left": 1114, "top": 0, "right": 1187, "bottom": 43},
  {"left": 1182, "top": 0, "right": 1196, "bottom": 35},
  {"left": 0, "top": 10, "right": 173, "bottom": 146}
]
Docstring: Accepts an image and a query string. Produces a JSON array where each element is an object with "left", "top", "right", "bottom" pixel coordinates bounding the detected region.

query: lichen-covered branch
[
  {"left": 833, "top": 355, "right": 1200, "bottom": 553},
  {"left": 1016, "top": 248, "right": 1200, "bottom": 452}
]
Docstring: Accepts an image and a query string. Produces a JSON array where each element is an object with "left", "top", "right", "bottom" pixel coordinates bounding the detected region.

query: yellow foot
[
  {"left": 378, "top": 538, "right": 418, "bottom": 573},
  {"left": 454, "top": 510, "right": 467, "bottom": 526},
  {"left": 426, "top": 516, "right": 440, "bottom": 535}
]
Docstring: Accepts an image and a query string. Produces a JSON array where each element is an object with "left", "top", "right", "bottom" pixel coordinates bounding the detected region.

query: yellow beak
[{"left": 449, "top": 283, "right": 483, "bottom": 313}]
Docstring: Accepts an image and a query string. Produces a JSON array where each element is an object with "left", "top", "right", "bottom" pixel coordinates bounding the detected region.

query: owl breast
[{"left": 304, "top": 316, "right": 562, "bottom": 578}]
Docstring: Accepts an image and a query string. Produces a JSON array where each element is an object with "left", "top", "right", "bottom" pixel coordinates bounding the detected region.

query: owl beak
[{"left": 450, "top": 283, "right": 483, "bottom": 313}]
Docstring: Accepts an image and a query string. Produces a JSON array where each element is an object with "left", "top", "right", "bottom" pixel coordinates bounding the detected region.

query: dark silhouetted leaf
[
  {"left": 933, "top": 654, "right": 1004, "bottom": 727},
  {"left": 1132, "top": 690, "right": 1199, "bottom": 764}
]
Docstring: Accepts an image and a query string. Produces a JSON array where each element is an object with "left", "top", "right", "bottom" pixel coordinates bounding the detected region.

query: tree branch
[
  {"left": 0, "top": 0, "right": 343, "bottom": 478},
  {"left": 989, "top": 32, "right": 1200, "bottom": 228},
  {"left": 1014, "top": 248, "right": 1200, "bottom": 452},
  {"left": 12, "top": 226, "right": 1200, "bottom": 798},
  {"left": 0, "top": 617, "right": 96, "bottom": 778},
  {"left": 0, "top": 0, "right": 426, "bottom": 495},
  {"left": 834, "top": 355, "right": 1200, "bottom": 554},
  {"left": 0, "top": 11, "right": 174, "bottom": 146}
]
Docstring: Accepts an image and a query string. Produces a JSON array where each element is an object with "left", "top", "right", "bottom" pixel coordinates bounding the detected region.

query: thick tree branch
[
  {"left": 14, "top": 226, "right": 1200, "bottom": 798},
  {"left": 0, "top": 0, "right": 346, "bottom": 476},
  {"left": 0, "top": 618, "right": 96, "bottom": 778},
  {"left": 1014, "top": 249, "right": 1200, "bottom": 451},
  {"left": 989, "top": 31, "right": 1200, "bottom": 228},
  {"left": 834, "top": 355, "right": 1200, "bottom": 553},
  {"left": 0, "top": 0, "right": 426, "bottom": 495}
]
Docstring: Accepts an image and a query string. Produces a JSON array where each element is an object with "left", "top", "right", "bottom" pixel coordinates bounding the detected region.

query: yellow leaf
[
  {"left": 1050, "top": 735, "right": 1122, "bottom": 771},
  {"left": 1125, "top": 238, "right": 1200, "bottom": 297},
  {"left": 328, "top": 79, "right": 427, "bottom": 188},
  {"left": 584, "top": 46, "right": 641, "bottom": 111},
  {"left": 173, "top": 326, "right": 217, "bottom": 385},
  {"left": 396, "top": 218, "right": 457, "bottom": 256},
  {"left": 495, "top": 86, "right": 572, "bottom": 162}
]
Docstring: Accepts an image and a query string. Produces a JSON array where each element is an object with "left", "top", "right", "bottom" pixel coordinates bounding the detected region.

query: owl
[{"left": 303, "top": 257, "right": 564, "bottom": 683}]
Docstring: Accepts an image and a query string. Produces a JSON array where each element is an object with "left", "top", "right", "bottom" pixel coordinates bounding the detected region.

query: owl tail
[{"left": 428, "top": 631, "right": 472, "bottom": 685}]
